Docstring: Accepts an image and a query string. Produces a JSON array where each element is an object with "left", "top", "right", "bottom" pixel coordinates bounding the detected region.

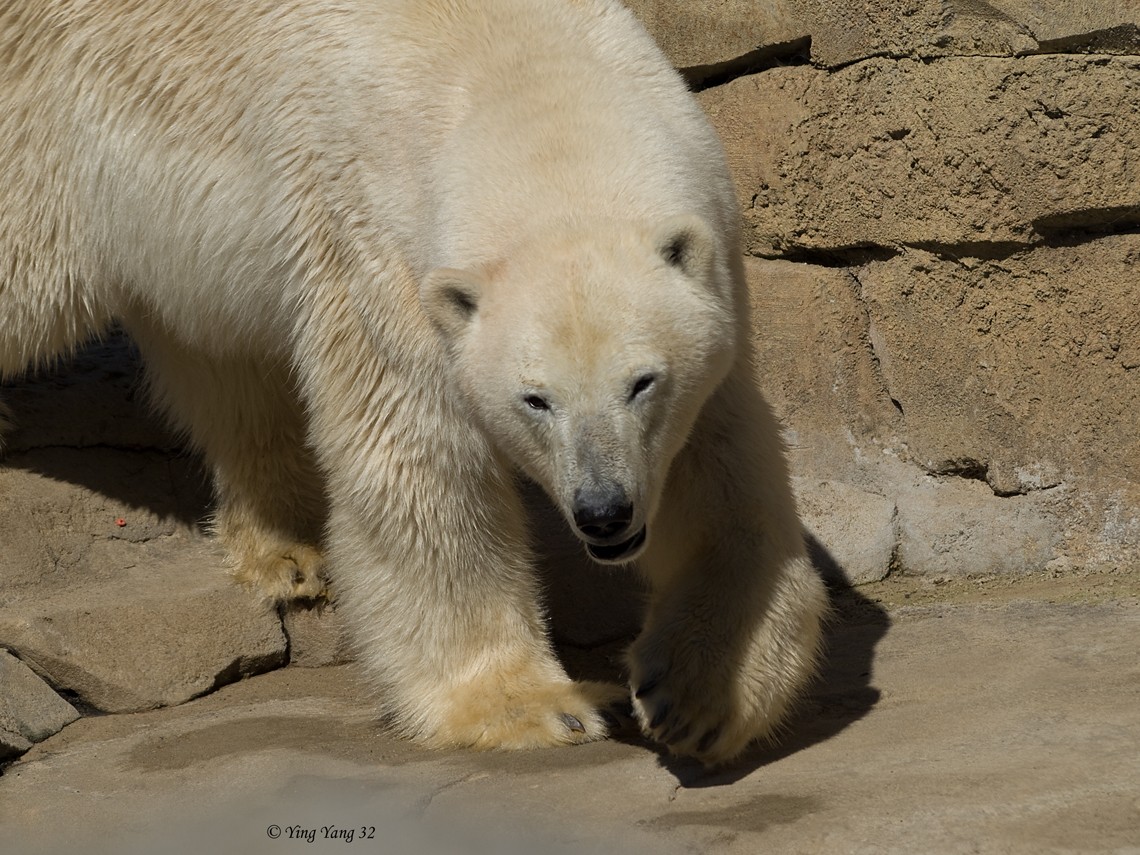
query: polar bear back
[{"left": 0, "top": 0, "right": 738, "bottom": 357}]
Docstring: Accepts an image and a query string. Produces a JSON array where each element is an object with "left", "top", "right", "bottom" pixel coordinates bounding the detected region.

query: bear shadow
[
  {"left": 541, "top": 523, "right": 891, "bottom": 788},
  {"left": 0, "top": 333, "right": 213, "bottom": 526}
]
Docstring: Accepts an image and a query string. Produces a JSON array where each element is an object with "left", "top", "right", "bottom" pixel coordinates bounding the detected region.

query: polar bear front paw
[
  {"left": 627, "top": 637, "right": 804, "bottom": 767},
  {"left": 232, "top": 543, "right": 328, "bottom": 603},
  {"left": 628, "top": 659, "right": 743, "bottom": 764},
  {"left": 426, "top": 672, "right": 627, "bottom": 750}
]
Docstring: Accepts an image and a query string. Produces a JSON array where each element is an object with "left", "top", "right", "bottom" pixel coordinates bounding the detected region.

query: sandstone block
[
  {"left": 701, "top": 56, "right": 1140, "bottom": 257},
  {"left": 746, "top": 257, "right": 901, "bottom": 479},
  {"left": 989, "top": 0, "right": 1140, "bottom": 54},
  {"left": 627, "top": 0, "right": 1139, "bottom": 74},
  {"left": 623, "top": 0, "right": 809, "bottom": 69},
  {"left": 856, "top": 237, "right": 1140, "bottom": 495}
]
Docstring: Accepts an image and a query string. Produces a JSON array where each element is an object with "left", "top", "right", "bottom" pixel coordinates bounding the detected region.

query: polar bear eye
[
  {"left": 628, "top": 373, "right": 656, "bottom": 402},
  {"left": 523, "top": 394, "right": 551, "bottom": 412}
]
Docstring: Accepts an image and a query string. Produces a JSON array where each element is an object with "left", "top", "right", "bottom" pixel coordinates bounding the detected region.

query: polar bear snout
[
  {"left": 571, "top": 484, "right": 647, "bottom": 564},
  {"left": 572, "top": 484, "right": 634, "bottom": 542}
]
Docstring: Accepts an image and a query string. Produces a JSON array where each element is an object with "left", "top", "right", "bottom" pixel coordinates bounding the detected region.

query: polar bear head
[{"left": 421, "top": 216, "right": 736, "bottom": 564}]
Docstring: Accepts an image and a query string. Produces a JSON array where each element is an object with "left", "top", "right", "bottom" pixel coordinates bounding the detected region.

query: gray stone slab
[
  {"left": 0, "top": 649, "right": 79, "bottom": 761},
  {"left": 0, "top": 536, "right": 287, "bottom": 713},
  {"left": 797, "top": 479, "right": 897, "bottom": 584},
  {"left": 894, "top": 473, "right": 1057, "bottom": 578}
]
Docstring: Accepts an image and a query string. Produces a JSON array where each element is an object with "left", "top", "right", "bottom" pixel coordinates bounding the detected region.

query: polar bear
[{"left": 0, "top": 0, "right": 827, "bottom": 763}]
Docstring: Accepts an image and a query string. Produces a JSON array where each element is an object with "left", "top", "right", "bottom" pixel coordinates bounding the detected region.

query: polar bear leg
[
  {"left": 322, "top": 484, "right": 626, "bottom": 750},
  {"left": 123, "top": 315, "right": 327, "bottom": 602},
  {"left": 294, "top": 288, "right": 623, "bottom": 749},
  {"left": 629, "top": 364, "right": 828, "bottom": 765}
]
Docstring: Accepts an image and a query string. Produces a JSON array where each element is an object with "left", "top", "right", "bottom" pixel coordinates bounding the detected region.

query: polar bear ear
[
  {"left": 654, "top": 215, "right": 715, "bottom": 280},
  {"left": 420, "top": 267, "right": 485, "bottom": 341}
]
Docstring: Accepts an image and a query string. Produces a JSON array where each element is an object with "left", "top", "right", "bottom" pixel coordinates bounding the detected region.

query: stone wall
[{"left": 629, "top": 0, "right": 1140, "bottom": 582}]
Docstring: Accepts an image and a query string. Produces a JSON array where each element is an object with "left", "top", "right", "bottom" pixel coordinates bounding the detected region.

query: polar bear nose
[{"left": 572, "top": 486, "right": 634, "bottom": 541}]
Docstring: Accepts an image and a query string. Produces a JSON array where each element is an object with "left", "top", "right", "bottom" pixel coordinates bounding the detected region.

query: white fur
[{"left": 0, "top": 0, "right": 826, "bottom": 763}]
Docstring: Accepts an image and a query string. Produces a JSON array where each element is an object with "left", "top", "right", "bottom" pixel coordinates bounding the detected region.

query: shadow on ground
[{"left": 1, "top": 334, "right": 212, "bottom": 527}]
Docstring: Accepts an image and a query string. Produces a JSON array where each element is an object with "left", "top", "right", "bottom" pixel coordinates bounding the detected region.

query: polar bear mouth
[{"left": 585, "top": 525, "right": 647, "bottom": 564}]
